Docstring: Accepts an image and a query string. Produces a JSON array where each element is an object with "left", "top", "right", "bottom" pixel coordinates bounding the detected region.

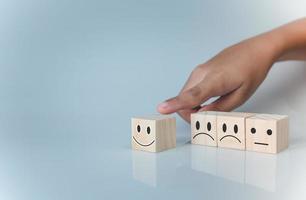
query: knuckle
[
  {"left": 188, "top": 87, "right": 202, "bottom": 99},
  {"left": 196, "top": 63, "right": 209, "bottom": 70},
  {"left": 191, "top": 64, "right": 208, "bottom": 75},
  {"left": 238, "top": 85, "right": 252, "bottom": 97},
  {"left": 178, "top": 87, "right": 202, "bottom": 106}
]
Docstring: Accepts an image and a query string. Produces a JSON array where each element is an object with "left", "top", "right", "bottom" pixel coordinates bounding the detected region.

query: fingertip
[
  {"left": 157, "top": 96, "right": 182, "bottom": 114},
  {"left": 157, "top": 102, "right": 173, "bottom": 114}
]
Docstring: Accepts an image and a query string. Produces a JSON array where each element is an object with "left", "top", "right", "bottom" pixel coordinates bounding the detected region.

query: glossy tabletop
[{"left": 1, "top": 1, "right": 306, "bottom": 199}]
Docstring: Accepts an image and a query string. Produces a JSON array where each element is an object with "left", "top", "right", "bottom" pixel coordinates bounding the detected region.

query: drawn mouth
[
  {"left": 254, "top": 142, "right": 269, "bottom": 146},
  {"left": 133, "top": 136, "right": 155, "bottom": 147},
  {"left": 219, "top": 135, "right": 241, "bottom": 143},
  {"left": 193, "top": 132, "right": 214, "bottom": 141}
]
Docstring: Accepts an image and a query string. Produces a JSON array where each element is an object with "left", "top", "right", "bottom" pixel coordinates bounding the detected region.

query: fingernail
[{"left": 158, "top": 102, "right": 169, "bottom": 109}]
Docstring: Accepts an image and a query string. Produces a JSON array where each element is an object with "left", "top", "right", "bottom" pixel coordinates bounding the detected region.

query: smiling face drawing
[
  {"left": 132, "top": 119, "right": 156, "bottom": 152},
  {"left": 131, "top": 115, "right": 176, "bottom": 153},
  {"left": 217, "top": 112, "right": 253, "bottom": 150},
  {"left": 133, "top": 124, "right": 155, "bottom": 147},
  {"left": 191, "top": 112, "right": 217, "bottom": 147}
]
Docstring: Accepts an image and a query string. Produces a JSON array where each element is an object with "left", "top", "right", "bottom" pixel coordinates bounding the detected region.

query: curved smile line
[
  {"left": 193, "top": 132, "right": 214, "bottom": 141},
  {"left": 220, "top": 135, "right": 241, "bottom": 143},
  {"left": 133, "top": 136, "right": 155, "bottom": 147}
]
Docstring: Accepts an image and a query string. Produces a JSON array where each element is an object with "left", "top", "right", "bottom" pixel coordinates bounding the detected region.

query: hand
[{"left": 157, "top": 34, "right": 282, "bottom": 122}]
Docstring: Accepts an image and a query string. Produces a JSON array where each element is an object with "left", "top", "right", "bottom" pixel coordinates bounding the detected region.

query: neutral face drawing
[
  {"left": 246, "top": 117, "right": 279, "bottom": 153},
  {"left": 246, "top": 114, "right": 289, "bottom": 154},
  {"left": 249, "top": 127, "right": 273, "bottom": 146}
]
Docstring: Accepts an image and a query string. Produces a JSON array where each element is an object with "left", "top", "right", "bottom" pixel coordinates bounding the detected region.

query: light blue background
[{"left": 1, "top": 1, "right": 306, "bottom": 199}]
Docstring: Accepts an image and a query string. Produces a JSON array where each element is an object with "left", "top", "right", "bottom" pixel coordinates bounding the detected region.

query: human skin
[{"left": 157, "top": 18, "right": 306, "bottom": 122}]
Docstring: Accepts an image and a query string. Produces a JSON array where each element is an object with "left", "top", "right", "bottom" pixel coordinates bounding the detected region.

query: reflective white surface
[{"left": 0, "top": 0, "right": 306, "bottom": 199}]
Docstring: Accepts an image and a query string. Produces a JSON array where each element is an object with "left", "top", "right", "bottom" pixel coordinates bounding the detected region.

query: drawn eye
[
  {"left": 222, "top": 123, "right": 227, "bottom": 133},
  {"left": 251, "top": 128, "right": 256, "bottom": 134},
  {"left": 196, "top": 121, "right": 200, "bottom": 130},
  {"left": 234, "top": 124, "right": 238, "bottom": 134},
  {"left": 137, "top": 125, "right": 141, "bottom": 133},
  {"left": 267, "top": 129, "right": 272, "bottom": 136},
  {"left": 147, "top": 126, "right": 151, "bottom": 134},
  {"left": 207, "top": 122, "right": 211, "bottom": 131}
]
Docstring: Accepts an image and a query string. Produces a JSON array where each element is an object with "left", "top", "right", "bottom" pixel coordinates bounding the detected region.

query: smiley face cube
[
  {"left": 246, "top": 114, "right": 288, "bottom": 154},
  {"left": 131, "top": 115, "right": 176, "bottom": 152},
  {"left": 191, "top": 111, "right": 217, "bottom": 146},
  {"left": 217, "top": 112, "right": 254, "bottom": 150}
]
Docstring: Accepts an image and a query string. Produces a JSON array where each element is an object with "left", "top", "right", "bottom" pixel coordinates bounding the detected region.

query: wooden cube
[
  {"left": 217, "top": 112, "right": 254, "bottom": 150},
  {"left": 246, "top": 114, "right": 289, "bottom": 154},
  {"left": 131, "top": 115, "right": 176, "bottom": 152},
  {"left": 191, "top": 111, "right": 217, "bottom": 146}
]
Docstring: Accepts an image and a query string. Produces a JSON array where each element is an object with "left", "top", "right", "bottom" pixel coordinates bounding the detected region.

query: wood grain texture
[
  {"left": 191, "top": 111, "right": 217, "bottom": 147},
  {"left": 217, "top": 112, "right": 255, "bottom": 150},
  {"left": 131, "top": 115, "right": 176, "bottom": 152},
  {"left": 246, "top": 114, "right": 289, "bottom": 154}
]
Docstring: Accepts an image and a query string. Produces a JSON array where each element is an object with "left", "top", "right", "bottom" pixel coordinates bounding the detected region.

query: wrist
[
  {"left": 270, "top": 18, "right": 306, "bottom": 61},
  {"left": 258, "top": 29, "right": 287, "bottom": 62},
  {"left": 243, "top": 32, "right": 284, "bottom": 72}
]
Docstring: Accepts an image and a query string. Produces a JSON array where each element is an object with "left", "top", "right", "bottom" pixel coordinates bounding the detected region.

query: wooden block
[
  {"left": 217, "top": 112, "right": 254, "bottom": 150},
  {"left": 246, "top": 114, "right": 289, "bottom": 154},
  {"left": 191, "top": 111, "right": 217, "bottom": 146},
  {"left": 131, "top": 115, "right": 176, "bottom": 152}
]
